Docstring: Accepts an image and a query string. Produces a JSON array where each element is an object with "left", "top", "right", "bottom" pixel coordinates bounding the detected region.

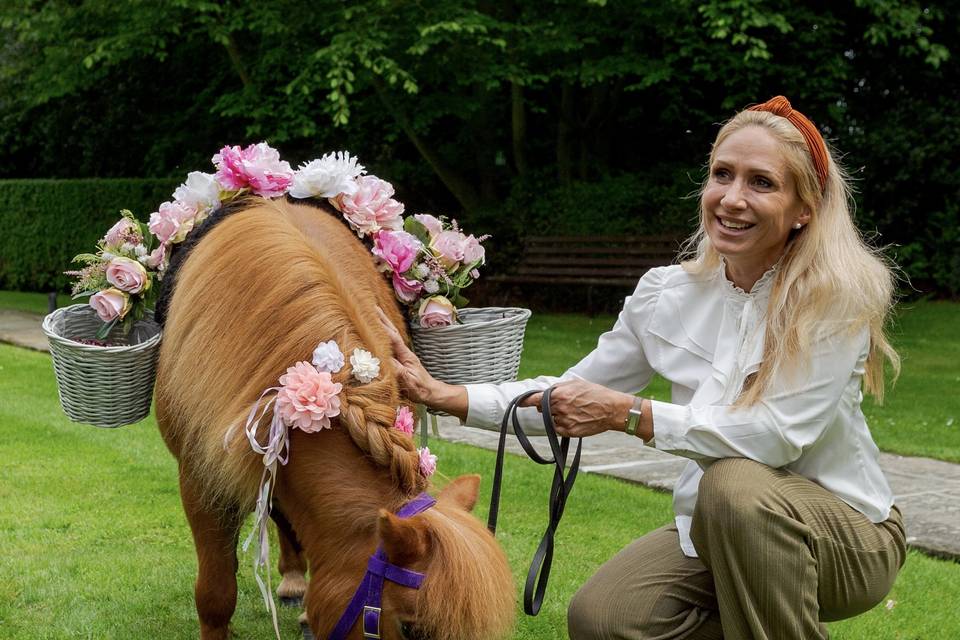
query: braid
[{"left": 338, "top": 382, "right": 427, "bottom": 496}]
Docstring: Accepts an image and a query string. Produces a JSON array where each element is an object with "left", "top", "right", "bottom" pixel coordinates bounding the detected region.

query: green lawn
[
  {"left": 518, "top": 302, "right": 960, "bottom": 463},
  {"left": 1, "top": 343, "right": 959, "bottom": 638}
]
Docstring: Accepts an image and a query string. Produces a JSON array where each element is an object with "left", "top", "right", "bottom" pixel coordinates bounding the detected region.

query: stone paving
[{"left": 3, "top": 308, "right": 958, "bottom": 561}]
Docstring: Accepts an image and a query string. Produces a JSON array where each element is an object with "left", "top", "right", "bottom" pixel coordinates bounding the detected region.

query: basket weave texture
[
  {"left": 410, "top": 307, "right": 531, "bottom": 386},
  {"left": 41, "top": 304, "right": 162, "bottom": 428}
]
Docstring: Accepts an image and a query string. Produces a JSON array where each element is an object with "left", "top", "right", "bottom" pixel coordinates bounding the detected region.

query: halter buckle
[{"left": 362, "top": 605, "right": 382, "bottom": 639}]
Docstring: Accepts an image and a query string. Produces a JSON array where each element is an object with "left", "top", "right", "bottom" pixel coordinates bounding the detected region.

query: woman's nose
[{"left": 720, "top": 180, "right": 747, "bottom": 210}]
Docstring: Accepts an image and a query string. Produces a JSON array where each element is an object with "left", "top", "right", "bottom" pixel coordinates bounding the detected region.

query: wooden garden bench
[{"left": 489, "top": 234, "right": 682, "bottom": 306}]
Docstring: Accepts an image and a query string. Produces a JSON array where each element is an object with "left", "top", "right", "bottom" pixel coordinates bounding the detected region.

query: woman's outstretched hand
[
  {"left": 376, "top": 307, "right": 436, "bottom": 405},
  {"left": 518, "top": 379, "right": 636, "bottom": 439}
]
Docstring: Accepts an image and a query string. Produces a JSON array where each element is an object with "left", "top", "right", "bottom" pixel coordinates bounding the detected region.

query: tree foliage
[{"left": 1, "top": 0, "right": 957, "bottom": 294}]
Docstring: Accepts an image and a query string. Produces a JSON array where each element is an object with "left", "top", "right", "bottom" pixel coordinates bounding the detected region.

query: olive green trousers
[{"left": 568, "top": 458, "right": 906, "bottom": 639}]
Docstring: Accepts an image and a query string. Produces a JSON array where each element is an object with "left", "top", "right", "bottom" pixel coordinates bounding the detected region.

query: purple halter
[{"left": 328, "top": 492, "right": 436, "bottom": 640}]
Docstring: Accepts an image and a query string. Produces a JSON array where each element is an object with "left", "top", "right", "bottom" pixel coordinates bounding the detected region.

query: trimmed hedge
[{"left": 0, "top": 179, "right": 178, "bottom": 292}]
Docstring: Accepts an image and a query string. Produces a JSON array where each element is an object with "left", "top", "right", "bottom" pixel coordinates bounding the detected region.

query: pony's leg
[
  {"left": 273, "top": 509, "right": 308, "bottom": 605},
  {"left": 179, "top": 472, "right": 243, "bottom": 640}
]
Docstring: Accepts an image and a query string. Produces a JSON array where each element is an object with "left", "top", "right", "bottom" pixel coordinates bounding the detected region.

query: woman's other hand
[{"left": 518, "top": 379, "right": 637, "bottom": 438}]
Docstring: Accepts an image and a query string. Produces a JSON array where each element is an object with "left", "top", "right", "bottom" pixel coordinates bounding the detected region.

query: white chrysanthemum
[
  {"left": 173, "top": 171, "right": 221, "bottom": 215},
  {"left": 312, "top": 340, "right": 345, "bottom": 374},
  {"left": 289, "top": 151, "right": 365, "bottom": 199},
  {"left": 423, "top": 278, "right": 439, "bottom": 294},
  {"left": 350, "top": 348, "right": 381, "bottom": 384}
]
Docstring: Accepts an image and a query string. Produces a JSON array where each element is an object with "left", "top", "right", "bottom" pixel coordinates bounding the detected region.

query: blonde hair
[{"left": 681, "top": 109, "right": 900, "bottom": 405}]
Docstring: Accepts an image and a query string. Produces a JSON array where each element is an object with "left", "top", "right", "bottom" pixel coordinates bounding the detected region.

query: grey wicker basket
[
  {"left": 409, "top": 307, "right": 531, "bottom": 386},
  {"left": 41, "top": 304, "right": 163, "bottom": 428}
]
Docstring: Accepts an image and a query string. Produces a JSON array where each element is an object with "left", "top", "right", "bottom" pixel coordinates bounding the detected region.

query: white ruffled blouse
[{"left": 464, "top": 264, "right": 894, "bottom": 558}]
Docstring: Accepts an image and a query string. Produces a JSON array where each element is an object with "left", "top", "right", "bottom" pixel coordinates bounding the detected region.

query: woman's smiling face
[{"left": 702, "top": 125, "right": 810, "bottom": 282}]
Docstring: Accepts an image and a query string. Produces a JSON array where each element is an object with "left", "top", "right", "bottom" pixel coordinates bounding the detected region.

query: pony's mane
[
  {"left": 154, "top": 197, "right": 426, "bottom": 509},
  {"left": 416, "top": 505, "right": 515, "bottom": 640}
]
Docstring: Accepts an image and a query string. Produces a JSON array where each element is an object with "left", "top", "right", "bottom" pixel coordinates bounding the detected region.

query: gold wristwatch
[{"left": 623, "top": 397, "right": 643, "bottom": 437}]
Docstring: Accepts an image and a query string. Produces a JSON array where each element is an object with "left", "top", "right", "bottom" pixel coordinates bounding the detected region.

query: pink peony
[
  {"left": 333, "top": 175, "right": 404, "bottom": 237},
  {"left": 392, "top": 273, "right": 424, "bottom": 303},
  {"left": 413, "top": 213, "right": 443, "bottom": 238},
  {"left": 432, "top": 230, "right": 466, "bottom": 269},
  {"left": 462, "top": 234, "right": 485, "bottom": 265},
  {"left": 275, "top": 361, "right": 343, "bottom": 433},
  {"left": 373, "top": 230, "right": 422, "bottom": 274},
  {"left": 89, "top": 288, "right": 130, "bottom": 322},
  {"left": 418, "top": 295, "right": 456, "bottom": 328},
  {"left": 103, "top": 218, "right": 140, "bottom": 248},
  {"left": 212, "top": 142, "right": 293, "bottom": 198},
  {"left": 394, "top": 406, "right": 415, "bottom": 435},
  {"left": 105, "top": 257, "right": 150, "bottom": 294},
  {"left": 418, "top": 447, "right": 438, "bottom": 477}
]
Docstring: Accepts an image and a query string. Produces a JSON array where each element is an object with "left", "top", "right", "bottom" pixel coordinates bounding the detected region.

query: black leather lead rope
[{"left": 487, "top": 386, "right": 582, "bottom": 616}]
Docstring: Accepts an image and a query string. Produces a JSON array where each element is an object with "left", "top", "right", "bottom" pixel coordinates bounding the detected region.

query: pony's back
[{"left": 155, "top": 198, "right": 424, "bottom": 508}]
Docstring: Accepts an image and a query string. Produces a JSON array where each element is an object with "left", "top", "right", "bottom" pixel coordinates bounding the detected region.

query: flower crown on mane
[{"left": 68, "top": 142, "right": 488, "bottom": 340}]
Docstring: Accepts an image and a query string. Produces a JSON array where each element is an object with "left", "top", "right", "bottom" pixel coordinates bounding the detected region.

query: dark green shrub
[{"left": 0, "top": 179, "right": 178, "bottom": 292}]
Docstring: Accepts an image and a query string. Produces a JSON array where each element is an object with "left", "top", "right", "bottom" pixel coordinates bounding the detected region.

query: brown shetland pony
[{"left": 154, "top": 197, "right": 515, "bottom": 639}]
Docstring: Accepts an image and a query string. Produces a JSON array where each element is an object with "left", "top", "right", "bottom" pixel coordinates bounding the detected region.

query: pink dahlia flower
[
  {"left": 275, "top": 362, "right": 343, "bottom": 433},
  {"left": 333, "top": 175, "right": 404, "bottom": 237},
  {"left": 394, "top": 406, "right": 415, "bottom": 435},
  {"left": 212, "top": 142, "right": 293, "bottom": 198}
]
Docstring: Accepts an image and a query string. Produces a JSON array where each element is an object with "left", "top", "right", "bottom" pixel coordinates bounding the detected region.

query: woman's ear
[{"left": 796, "top": 206, "right": 812, "bottom": 227}]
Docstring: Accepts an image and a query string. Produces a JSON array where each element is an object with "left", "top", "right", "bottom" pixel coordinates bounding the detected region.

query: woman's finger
[{"left": 518, "top": 392, "right": 543, "bottom": 412}]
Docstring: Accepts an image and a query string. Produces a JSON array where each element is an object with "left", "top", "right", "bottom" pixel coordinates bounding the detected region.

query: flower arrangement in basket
[{"left": 48, "top": 142, "right": 526, "bottom": 426}]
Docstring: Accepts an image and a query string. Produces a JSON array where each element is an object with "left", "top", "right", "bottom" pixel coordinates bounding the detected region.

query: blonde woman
[{"left": 381, "top": 96, "right": 905, "bottom": 639}]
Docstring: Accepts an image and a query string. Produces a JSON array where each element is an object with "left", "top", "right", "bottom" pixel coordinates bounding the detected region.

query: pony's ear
[
  {"left": 437, "top": 474, "right": 480, "bottom": 512},
  {"left": 378, "top": 509, "right": 431, "bottom": 566}
]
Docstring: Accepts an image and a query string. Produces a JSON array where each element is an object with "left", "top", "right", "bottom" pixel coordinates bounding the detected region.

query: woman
[{"left": 381, "top": 96, "right": 906, "bottom": 639}]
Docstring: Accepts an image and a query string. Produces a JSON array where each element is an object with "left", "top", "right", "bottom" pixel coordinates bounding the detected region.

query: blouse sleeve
[
  {"left": 650, "top": 325, "right": 870, "bottom": 467},
  {"left": 463, "top": 267, "right": 666, "bottom": 434}
]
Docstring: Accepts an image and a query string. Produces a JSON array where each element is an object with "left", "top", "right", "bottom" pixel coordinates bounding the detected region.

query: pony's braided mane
[{"left": 155, "top": 196, "right": 426, "bottom": 508}]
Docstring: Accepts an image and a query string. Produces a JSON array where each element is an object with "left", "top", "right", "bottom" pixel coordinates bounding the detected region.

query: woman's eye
[
  {"left": 712, "top": 168, "right": 730, "bottom": 180},
  {"left": 753, "top": 176, "right": 773, "bottom": 188}
]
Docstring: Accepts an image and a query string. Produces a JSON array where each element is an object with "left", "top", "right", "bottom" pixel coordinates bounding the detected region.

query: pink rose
[
  {"left": 392, "top": 273, "right": 424, "bottom": 303},
  {"left": 212, "top": 142, "right": 293, "bottom": 198},
  {"left": 103, "top": 218, "right": 139, "bottom": 248},
  {"left": 418, "top": 295, "right": 456, "bottom": 328},
  {"left": 432, "top": 230, "right": 466, "bottom": 269},
  {"left": 106, "top": 257, "right": 150, "bottom": 294},
  {"left": 394, "top": 406, "right": 415, "bottom": 436},
  {"left": 275, "top": 362, "right": 343, "bottom": 433},
  {"left": 418, "top": 447, "right": 437, "bottom": 477},
  {"left": 333, "top": 175, "right": 404, "bottom": 237},
  {"left": 148, "top": 201, "right": 197, "bottom": 244},
  {"left": 462, "top": 234, "right": 485, "bottom": 265},
  {"left": 373, "top": 230, "right": 422, "bottom": 273},
  {"left": 141, "top": 244, "right": 167, "bottom": 271},
  {"left": 413, "top": 214, "right": 443, "bottom": 238},
  {"left": 89, "top": 288, "right": 130, "bottom": 323}
]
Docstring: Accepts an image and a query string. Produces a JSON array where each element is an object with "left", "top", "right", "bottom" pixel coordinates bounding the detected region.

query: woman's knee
[
  {"left": 692, "top": 458, "right": 783, "bottom": 546},
  {"left": 568, "top": 581, "right": 608, "bottom": 640}
]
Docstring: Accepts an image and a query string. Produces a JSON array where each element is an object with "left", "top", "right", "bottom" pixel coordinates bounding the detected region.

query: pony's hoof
[
  {"left": 277, "top": 571, "right": 308, "bottom": 606},
  {"left": 281, "top": 595, "right": 304, "bottom": 607},
  {"left": 299, "top": 612, "right": 314, "bottom": 640}
]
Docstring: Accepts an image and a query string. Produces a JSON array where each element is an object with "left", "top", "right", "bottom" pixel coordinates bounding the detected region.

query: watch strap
[{"left": 623, "top": 397, "right": 643, "bottom": 436}]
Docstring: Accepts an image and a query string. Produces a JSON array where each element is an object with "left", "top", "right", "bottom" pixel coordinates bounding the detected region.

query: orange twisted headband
[{"left": 748, "top": 96, "right": 829, "bottom": 192}]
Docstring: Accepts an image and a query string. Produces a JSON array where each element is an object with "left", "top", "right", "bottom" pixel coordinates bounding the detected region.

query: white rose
[
  {"left": 289, "top": 152, "right": 365, "bottom": 199},
  {"left": 350, "top": 348, "right": 381, "bottom": 384},
  {"left": 173, "top": 171, "right": 221, "bottom": 214}
]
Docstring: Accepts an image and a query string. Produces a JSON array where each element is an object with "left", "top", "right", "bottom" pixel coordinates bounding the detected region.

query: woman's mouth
[{"left": 716, "top": 215, "right": 755, "bottom": 231}]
